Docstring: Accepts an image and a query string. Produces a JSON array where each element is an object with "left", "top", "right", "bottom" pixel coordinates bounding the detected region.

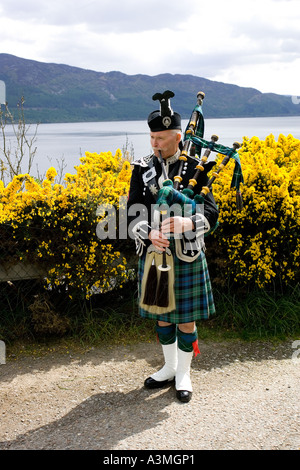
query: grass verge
[{"left": 1, "top": 282, "right": 299, "bottom": 359}]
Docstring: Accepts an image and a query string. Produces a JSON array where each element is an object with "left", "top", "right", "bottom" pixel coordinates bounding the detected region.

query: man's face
[{"left": 150, "top": 130, "right": 181, "bottom": 160}]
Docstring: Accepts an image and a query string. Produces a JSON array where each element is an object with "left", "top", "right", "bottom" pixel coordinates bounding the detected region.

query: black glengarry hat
[{"left": 148, "top": 90, "right": 181, "bottom": 132}]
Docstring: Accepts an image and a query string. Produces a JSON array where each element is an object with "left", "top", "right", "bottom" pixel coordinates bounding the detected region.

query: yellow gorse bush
[
  {"left": 209, "top": 133, "right": 300, "bottom": 289},
  {"left": 0, "top": 149, "right": 132, "bottom": 298},
  {"left": 1, "top": 133, "right": 299, "bottom": 297}
]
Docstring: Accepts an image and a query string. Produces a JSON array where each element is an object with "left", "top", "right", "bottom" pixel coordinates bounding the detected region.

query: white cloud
[
  {"left": 0, "top": 0, "right": 299, "bottom": 95},
  {"left": 0, "top": 0, "right": 192, "bottom": 31}
]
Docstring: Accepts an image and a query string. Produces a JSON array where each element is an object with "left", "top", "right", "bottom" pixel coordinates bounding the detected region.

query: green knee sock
[
  {"left": 177, "top": 328, "right": 200, "bottom": 356},
  {"left": 156, "top": 323, "right": 176, "bottom": 345}
]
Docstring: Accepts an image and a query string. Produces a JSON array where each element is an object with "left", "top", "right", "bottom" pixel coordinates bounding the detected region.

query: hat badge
[{"left": 162, "top": 116, "right": 172, "bottom": 128}]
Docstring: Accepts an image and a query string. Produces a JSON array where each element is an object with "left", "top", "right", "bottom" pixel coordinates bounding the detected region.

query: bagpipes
[
  {"left": 155, "top": 91, "right": 244, "bottom": 215},
  {"left": 140, "top": 90, "right": 244, "bottom": 314}
]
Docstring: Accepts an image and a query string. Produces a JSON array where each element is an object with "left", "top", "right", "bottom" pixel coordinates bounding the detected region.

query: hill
[{"left": 0, "top": 53, "right": 299, "bottom": 123}]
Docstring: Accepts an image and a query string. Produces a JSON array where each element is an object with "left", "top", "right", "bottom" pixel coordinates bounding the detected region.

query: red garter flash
[{"left": 192, "top": 340, "right": 200, "bottom": 357}]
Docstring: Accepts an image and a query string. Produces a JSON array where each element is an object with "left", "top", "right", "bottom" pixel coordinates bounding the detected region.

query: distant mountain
[{"left": 0, "top": 53, "right": 299, "bottom": 123}]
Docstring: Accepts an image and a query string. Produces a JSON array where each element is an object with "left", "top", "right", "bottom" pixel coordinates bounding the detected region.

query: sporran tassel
[
  {"left": 156, "top": 270, "right": 169, "bottom": 307},
  {"left": 156, "top": 251, "right": 170, "bottom": 307},
  {"left": 142, "top": 258, "right": 158, "bottom": 305}
]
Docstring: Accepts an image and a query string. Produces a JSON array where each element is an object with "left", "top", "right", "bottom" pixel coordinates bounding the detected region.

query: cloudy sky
[{"left": 0, "top": 0, "right": 299, "bottom": 96}]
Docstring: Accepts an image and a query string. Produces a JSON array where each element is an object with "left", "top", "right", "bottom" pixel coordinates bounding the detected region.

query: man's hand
[
  {"left": 161, "top": 216, "right": 194, "bottom": 234},
  {"left": 148, "top": 229, "right": 169, "bottom": 252},
  {"left": 149, "top": 217, "right": 194, "bottom": 250}
]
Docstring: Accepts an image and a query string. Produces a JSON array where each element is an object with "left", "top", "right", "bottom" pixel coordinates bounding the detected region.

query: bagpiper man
[{"left": 127, "top": 91, "right": 219, "bottom": 402}]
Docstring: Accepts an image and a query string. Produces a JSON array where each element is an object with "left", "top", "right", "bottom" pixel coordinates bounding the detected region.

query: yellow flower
[
  {"left": 45, "top": 167, "right": 57, "bottom": 183},
  {"left": 209, "top": 133, "right": 300, "bottom": 289}
]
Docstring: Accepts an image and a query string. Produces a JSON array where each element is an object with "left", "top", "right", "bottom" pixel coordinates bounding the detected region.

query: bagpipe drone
[{"left": 140, "top": 90, "right": 244, "bottom": 314}]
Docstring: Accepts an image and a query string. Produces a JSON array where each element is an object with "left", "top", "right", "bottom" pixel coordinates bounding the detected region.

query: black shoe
[
  {"left": 144, "top": 376, "right": 174, "bottom": 389},
  {"left": 176, "top": 390, "right": 192, "bottom": 403}
]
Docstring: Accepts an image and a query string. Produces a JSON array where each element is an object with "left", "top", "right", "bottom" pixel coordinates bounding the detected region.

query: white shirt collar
[
  {"left": 157, "top": 149, "right": 181, "bottom": 188},
  {"left": 164, "top": 149, "right": 181, "bottom": 165}
]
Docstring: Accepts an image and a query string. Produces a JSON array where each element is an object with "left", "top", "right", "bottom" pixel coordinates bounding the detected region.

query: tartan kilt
[{"left": 138, "top": 245, "right": 216, "bottom": 323}]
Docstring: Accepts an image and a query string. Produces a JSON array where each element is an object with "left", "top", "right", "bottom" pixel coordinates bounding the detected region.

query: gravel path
[{"left": 0, "top": 339, "right": 299, "bottom": 450}]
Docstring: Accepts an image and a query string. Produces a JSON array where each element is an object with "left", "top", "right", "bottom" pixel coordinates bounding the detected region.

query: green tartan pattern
[
  {"left": 138, "top": 245, "right": 216, "bottom": 323},
  {"left": 190, "top": 135, "right": 244, "bottom": 190}
]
